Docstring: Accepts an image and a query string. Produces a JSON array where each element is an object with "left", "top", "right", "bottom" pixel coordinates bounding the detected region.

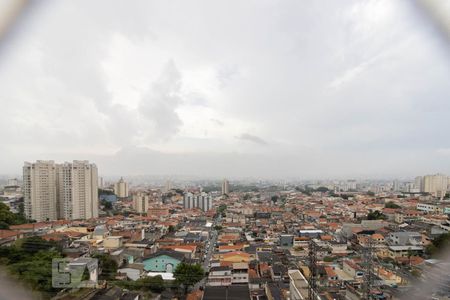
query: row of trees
[{"left": 295, "top": 186, "right": 322, "bottom": 195}]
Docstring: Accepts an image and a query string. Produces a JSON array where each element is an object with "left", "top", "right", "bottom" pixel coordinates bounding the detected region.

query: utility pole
[
  {"left": 362, "top": 237, "right": 374, "bottom": 300},
  {"left": 308, "top": 239, "right": 318, "bottom": 300}
]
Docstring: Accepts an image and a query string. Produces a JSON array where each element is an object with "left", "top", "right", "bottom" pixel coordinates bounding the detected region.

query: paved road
[
  {"left": 203, "top": 230, "right": 218, "bottom": 271},
  {"left": 193, "top": 231, "right": 217, "bottom": 291},
  {"left": 194, "top": 217, "right": 220, "bottom": 291}
]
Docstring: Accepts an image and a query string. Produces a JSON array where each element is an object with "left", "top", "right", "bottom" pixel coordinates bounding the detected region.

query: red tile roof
[{"left": 0, "top": 230, "right": 21, "bottom": 239}]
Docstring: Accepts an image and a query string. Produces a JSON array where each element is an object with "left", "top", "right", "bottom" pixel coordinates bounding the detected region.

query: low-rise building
[
  {"left": 232, "top": 262, "right": 249, "bottom": 284},
  {"left": 207, "top": 266, "right": 232, "bottom": 286},
  {"left": 142, "top": 250, "right": 184, "bottom": 273}
]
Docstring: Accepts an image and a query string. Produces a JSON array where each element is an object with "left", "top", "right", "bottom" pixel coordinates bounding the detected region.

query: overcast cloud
[{"left": 0, "top": 0, "right": 449, "bottom": 179}]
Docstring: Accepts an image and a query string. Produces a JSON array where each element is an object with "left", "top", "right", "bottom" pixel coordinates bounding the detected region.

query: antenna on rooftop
[
  {"left": 308, "top": 239, "right": 318, "bottom": 300},
  {"left": 362, "top": 236, "right": 374, "bottom": 300}
]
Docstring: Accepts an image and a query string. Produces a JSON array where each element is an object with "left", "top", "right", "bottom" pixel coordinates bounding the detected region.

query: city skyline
[
  {"left": 2, "top": 166, "right": 450, "bottom": 182},
  {"left": 1, "top": 1, "right": 450, "bottom": 178}
]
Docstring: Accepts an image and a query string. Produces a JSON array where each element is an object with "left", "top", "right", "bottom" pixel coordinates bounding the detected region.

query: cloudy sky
[{"left": 0, "top": 0, "right": 449, "bottom": 179}]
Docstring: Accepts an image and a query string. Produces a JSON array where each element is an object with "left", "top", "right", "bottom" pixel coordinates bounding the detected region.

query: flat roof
[
  {"left": 147, "top": 272, "right": 174, "bottom": 280},
  {"left": 288, "top": 270, "right": 309, "bottom": 299},
  {"left": 203, "top": 285, "right": 250, "bottom": 300},
  {"left": 388, "top": 245, "right": 423, "bottom": 251}
]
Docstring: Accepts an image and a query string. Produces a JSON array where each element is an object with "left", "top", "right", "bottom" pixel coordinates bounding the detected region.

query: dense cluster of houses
[{"left": 0, "top": 187, "right": 449, "bottom": 300}]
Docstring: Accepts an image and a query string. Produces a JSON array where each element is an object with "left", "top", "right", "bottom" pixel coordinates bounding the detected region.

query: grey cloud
[
  {"left": 0, "top": 1, "right": 450, "bottom": 177},
  {"left": 236, "top": 133, "right": 268, "bottom": 145},
  {"left": 139, "top": 60, "right": 183, "bottom": 139},
  {"left": 216, "top": 64, "right": 240, "bottom": 88},
  {"left": 210, "top": 118, "right": 224, "bottom": 126},
  {"left": 63, "top": 145, "right": 443, "bottom": 180},
  {"left": 184, "top": 92, "right": 208, "bottom": 107}
]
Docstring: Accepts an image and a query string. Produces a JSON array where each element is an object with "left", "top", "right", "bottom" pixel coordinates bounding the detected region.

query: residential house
[
  {"left": 387, "top": 232, "right": 422, "bottom": 246},
  {"left": 219, "top": 251, "right": 252, "bottom": 263},
  {"left": 142, "top": 250, "right": 184, "bottom": 273},
  {"left": 207, "top": 266, "right": 232, "bottom": 286},
  {"left": 231, "top": 262, "right": 249, "bottom": 284},
  {"left": 104, "top": 236, "right": 123, "bottom": 249},
  {"left": 343, "top": 259, "right": 364, "bottom": 280}
]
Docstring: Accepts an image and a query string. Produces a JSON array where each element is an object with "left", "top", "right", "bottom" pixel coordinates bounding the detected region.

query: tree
[
  {"left": 385, "top": 201, "right": 401, "bottom": 209},
  {"left": 366, "top": 191, "right": 375, "bottom": 196},
  {"left": 271, "top": 195, "right": 279, "bottom": 204},
  {"left": 217, "top": 204, "right": 227, "bottom": 217},
  {"left": 101, "top": 199, "right": 113, "bottom": 210},
  {"left": 173, "top": 263, "right": 204, "bottom": 295},
  {"left": 0, "top": 237, "right": 64, "bottom": 296},
  {"left": 142, "top": 275, "right": 165, "bottom": 293},
  {"left": 0, "top": 202, "right": 27, "bottom": 226},
  {"left": 20, "top": 236, "right": 60, "bottom": 254},
  {"left": 201, "top": 186, "right": 219, "bottom": 193},
  {"left": 98, "top": 188, "right": 115, "bottom": 196},
  {"left": 367, "top": 211, "right": 387, "bottom": 220},
  {"left": 0, "top": 221, "right": 9, "bottom": 229},
  {"left": 407, "top": 247, "right": 413, "bottom": 266},
  {"left": 9, "top": 250, "right": 62, "bottom": 294},
  {"left": 93, "top": 254, "right": 118, "bottom": 280},
  {"left": 117, "top": 274, "right": 166, "bottom": 292},
  {"left": 426, "top": 243, "right": 438, "bottom": 256},
  {"left": 316, "top": 186, "right": 329, "bottom": 193},
  {"left": 426, "top": 232, "right": 450, "bottom": 257}
]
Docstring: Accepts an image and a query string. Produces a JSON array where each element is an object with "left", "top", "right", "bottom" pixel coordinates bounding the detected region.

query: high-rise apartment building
[
  {"left": 164, "top": 180, "right": 172, "bottom": 193},
  {"left": 23, "top": 160, "right": 98, "bottom": 222},
  {"left": 133, "top": 192, "right": 150, "bottom": 213},
  {"left": 23, "top": 160, "right": 58, "bottom": 222},
  {"left": 7, "top": 178, "right": 19, "bottom": 186},
  {"left": 183, "top": 192, "right": 196, "bottom": 209},
  {"left": 414, "top": 176, "right": 423, "bottom": 191},
  {"left": 222, "top": 179, "right": 230, "bottom": 195},
  {"left": 392, "top": 180, "right": 400, "bottom": 192},
  {"left": 198, "top": 192, "right": 213, "bottom": 211},
  {"left": 114, "top": 177, "right": 129, "bottom": 198},
  {"left": 422, "top": 174, "right": 448, "bottom": 197},
  {"left": 57, "top": 161, "right": 98, "bottom": 220},
  {"left": 183, "top": 192, "right": 213, "bottom": 212}
]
